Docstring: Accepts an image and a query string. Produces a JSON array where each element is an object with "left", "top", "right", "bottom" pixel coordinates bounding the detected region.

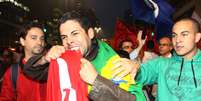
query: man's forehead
[
  {"left": 60, "top": 21, "right": 83, "bottom": 34},
  {"left": 173, "top": 20, "right": 194, "bottom": 30},
  {"left": 123, "top": 41, "right": 133, "bottom": 44},
  {"left": 160, "top": 37, "right": 171, "bottom": 43},
  {"left": 27, "top": 28, "right": 44, "bottom": 36}
]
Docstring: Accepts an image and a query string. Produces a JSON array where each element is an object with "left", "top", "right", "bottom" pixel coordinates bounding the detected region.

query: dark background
[{"left": 0, "top": 0, "right": 197, "bottom": 47}]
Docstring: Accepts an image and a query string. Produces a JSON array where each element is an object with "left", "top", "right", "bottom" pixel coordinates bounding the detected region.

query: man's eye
[
  {"left": 61, "top": 35, "right": 67, "bottom": 39},
  {"left": 182, "top": 33, "right": 188, "bottom": 36},
  {"left": 40, "top": 37, "right": 45, "bottom": 40},
  {"left": 171, "top": 34, "right": 176, "bottom": 38},
  {"left": 31, "top": 36, "right": 37, "bottom": 40},
  {"left": 72, "top": 32, "right": 78, "bottom": 36}
]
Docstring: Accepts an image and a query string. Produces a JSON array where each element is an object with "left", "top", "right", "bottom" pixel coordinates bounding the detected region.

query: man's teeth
[{"left": 70, "top": 47, "right": 79, "bottom": 51}]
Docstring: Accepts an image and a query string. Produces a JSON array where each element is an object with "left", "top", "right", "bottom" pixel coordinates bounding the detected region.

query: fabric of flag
[
  {"left": 112, "top": 18, "right": 138, "bottom": 50},
  {"left": 155, "top": 0, "right": 174, "bottom": 39},
  {"left": 131, "top": 0, "right": 155, "bottom": 24},
  {"left": 46, "top": 51, "right": 88, "bottom": 101},
  {"left": 131, "top": 0, "right": 174, "bottom": 40},
  {"left": 90, "top": 40, "right": 146, "bottom": 101}
]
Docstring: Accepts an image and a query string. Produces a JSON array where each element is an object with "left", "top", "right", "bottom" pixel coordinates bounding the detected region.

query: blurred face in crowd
[
  {"left": 122, "top": 41, "right": 134, "bottom": 54},
  {"left": 59, "top": 20, "right": 95, "bottom": 56},
  {"left": 159, "top": 37, "right": 173, "bottom": 57},
  {"left": 172, "top": 20, "right": 201, "bottom": 59},
  {"left": 20, "top": 27, "right": 45, "bottom": 59}
]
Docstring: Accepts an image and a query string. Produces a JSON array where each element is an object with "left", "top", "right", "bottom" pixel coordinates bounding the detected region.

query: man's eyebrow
[
  {"left": 172, "top": 32, "right": 176, "bottom": 35},
  {"left": 31, "top": 34, "right": 37, "bottom": 37},
  {"left": 71, "top": 30, "right": 78, "bottom": 34},
  {"left": 180, "top": 31, "right": 189, "bottom": 34}
]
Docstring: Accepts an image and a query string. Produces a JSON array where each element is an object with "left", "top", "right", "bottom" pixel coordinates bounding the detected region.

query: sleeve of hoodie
[
  {"left": 0, "top": 67, "right": 16, "bottom": 101},
  {"left": 22, "top": 55, "right": 49, "bottom": 82},
  {"left": 135, "top": 57, "right": 164, "bottom": 85}
]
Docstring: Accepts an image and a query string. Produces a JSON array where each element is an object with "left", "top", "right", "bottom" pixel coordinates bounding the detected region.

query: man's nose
[
  {"left": 37, "top": 39, "right": 44, "bottom": 45},
  {"left": 67, "top": 37, "right": 74, "bottom": 44}
]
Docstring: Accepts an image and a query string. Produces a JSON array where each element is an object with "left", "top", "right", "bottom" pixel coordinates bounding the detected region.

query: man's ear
[
  {"left": 195, "top": 32, "right": 201, "bottom": 43},
  {"left": 20, "top": 37, "right": 25, "bottom": 46},
  {"left": 88, "top": 28, "right": 95, "bottom": 39}
]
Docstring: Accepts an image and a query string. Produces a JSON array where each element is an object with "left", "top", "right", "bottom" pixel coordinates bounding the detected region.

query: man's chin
[
  {"left": 33, "top": 50, "right": 43, "bottom": 55},
  {"left": 175, "top": 52, "right": 184, "bottom": 56},
  {"left": 33, "top": 52, "right": 42, "bottom": 55}
]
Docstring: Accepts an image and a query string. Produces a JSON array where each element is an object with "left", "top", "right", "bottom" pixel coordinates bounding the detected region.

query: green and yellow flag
[{"left": 89, "top": 40, "right": 145, "bottom": 101}]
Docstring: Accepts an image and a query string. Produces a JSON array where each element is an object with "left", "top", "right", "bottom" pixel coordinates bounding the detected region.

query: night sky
[{"left": 19, "top": 0, "right": 131, "bottom": 38}]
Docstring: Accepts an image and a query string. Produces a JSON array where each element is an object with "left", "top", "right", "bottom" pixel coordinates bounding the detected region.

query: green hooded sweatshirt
[{"left": 136, "top": 49, "right": 201, "bottom": 101}]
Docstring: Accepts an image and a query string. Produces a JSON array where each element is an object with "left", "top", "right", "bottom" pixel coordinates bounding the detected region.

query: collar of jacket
[{"left": 84, "top": 39, "right": 99, "bottom": 61}]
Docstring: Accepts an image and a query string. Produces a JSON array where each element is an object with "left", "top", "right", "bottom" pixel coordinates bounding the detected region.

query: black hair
[
  {"left": 58, "top": 9, "right": 94, "bottom": 32},
  {"left": 18, "top": 21, "right": 44, "bottom": 39},
  {"left": 116, "top": 50, "right": 130, "bottom": 59}
]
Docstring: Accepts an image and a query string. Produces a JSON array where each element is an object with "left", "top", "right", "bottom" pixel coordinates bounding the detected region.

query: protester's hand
[
  {"left": 44, "top": 45, "right": 65, "bottom": 62},
  {"left": 111, "top": 58, "right": 140, "bottom": 80},
  {"left": 137, "top": 30, "right": 146, "bottom": 48},
  {"left": 80, "top": 58, "right": 98, "bottom": 85}
]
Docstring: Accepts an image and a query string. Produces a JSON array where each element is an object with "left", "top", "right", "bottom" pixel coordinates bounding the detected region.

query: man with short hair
[
  {"left": 132, "top": 18, "right": 201, "bottom": 101},
  {"left": 24, "top": 9, "right": 145, "bottom": 101},
  {"left": 0, "top": 22, "right": 47, "bottom": 101},
  {"left": 158, "top": 36, "right": 173, "bottom": 57},
  {"left": 119, "top": 40, "right": 135, "bottom": 54}
]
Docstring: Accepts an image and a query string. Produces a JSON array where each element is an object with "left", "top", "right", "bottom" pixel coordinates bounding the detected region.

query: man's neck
[
  {"left": 183, "top": 48, "right": 198, "bottom": 60},
  {"left": 162, "top": 53, "right": 172, "bottom": 58},
  {"left": 24, "top": 52, "right": 33, "bottom": 61}
]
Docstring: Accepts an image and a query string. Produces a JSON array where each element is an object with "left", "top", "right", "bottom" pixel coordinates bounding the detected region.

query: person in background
[
  {"left": 119, "top": 39, "right": 135, "bottom": 54},
  {"left": 158, "top": 36, "right": 173, "bottom": 58},
  {"left": 0, "top": 21, "right": 47, "bottom": 101},
  {"left": 0, "top": 48, "right": 14, "bottom": 91}
]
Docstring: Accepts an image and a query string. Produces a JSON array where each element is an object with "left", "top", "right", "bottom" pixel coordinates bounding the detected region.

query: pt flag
[{"left": 46, "top": 51, "right": 88, "bottom": 101}]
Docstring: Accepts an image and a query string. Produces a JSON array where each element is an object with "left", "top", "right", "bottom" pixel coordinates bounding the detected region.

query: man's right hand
[
  {"left": 79, "top": 58, "right": 98, "bottom": 85},
  {"left": 44, "top": 45, "right": 66, "bottom": 62},
  {"left": 111, "top": 58, "right": 140, "bottom": 80}
]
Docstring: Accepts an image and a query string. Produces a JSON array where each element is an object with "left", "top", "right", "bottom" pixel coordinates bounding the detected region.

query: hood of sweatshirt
[{"left": 165, "top": 49, "right": 201, "bottom": 100}]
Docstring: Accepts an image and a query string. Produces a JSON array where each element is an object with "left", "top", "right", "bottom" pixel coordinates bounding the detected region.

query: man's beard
[{"left": 32, "top": 45, "right": 44, "bottom": 55}]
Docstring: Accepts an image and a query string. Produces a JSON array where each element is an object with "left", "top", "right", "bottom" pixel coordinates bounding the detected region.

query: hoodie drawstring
[
  {"left": 177, "top": 58, "right": 197, "bottom": 88},
  {"left": 191, "top": 59, "right": 197, "bottom": 88},
  {"left": 178, "top": 58, "right": 184, "bottom": 86}
]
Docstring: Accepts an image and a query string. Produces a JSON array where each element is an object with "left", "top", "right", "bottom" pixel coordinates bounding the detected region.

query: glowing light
[
  {"left": 152, "top": 32, "right": 154, "bottom": 36},
  {"left": 94, "top": 27, "right": 101, "bottom": 33},
  {"left": 43, "top": 28, "right": 47, "bottom": 33},
  {"left": 9, "top": 47, "right": 16, "bottom": 51},
  {"left": 0, "top": 0, "right": 30, "bottom": 12}
]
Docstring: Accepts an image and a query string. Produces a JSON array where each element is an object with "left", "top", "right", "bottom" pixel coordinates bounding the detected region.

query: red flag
[
  {"left": 46, "top": 51, "right": 88, "bottom": 101},
  {"left": 112, "top": 18, "right": 138, "bottom": 50}
]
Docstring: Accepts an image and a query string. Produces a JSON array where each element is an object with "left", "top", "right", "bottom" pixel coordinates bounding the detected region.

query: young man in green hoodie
[
  {"left": 134, "top": 18, "right": 201, "bottom": 101},
  {"left": 81, "top": 18, "right": 201, "bottom": 101}
]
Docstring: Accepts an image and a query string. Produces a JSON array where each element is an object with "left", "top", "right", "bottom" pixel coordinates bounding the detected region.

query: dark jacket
[{"left": 89, "top": 75, "right": 136, "bottom": 101}]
